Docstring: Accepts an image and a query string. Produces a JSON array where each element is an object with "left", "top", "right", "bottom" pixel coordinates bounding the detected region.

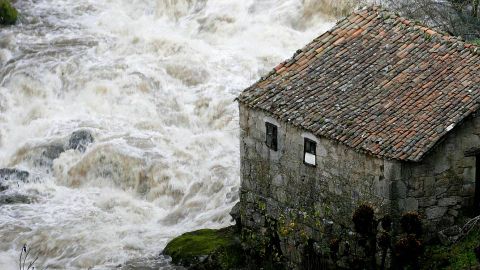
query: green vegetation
[
  {"left": 422, "top": 229, "right": 480, "bottom": 269},
  {"left": 163, "top": 226, "right": 245, "bottom": 269},
  {"left": 472, "top": 39, "right": 480, "bottom": 46},
  {"left": 0, "top": 0, "right": 17, "bottom": 25}
]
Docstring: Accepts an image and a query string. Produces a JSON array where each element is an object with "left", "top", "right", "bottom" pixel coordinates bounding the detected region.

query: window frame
[
  {"left": 303, "top": 138, "right": 317, "bottom": 166},
  {"left": 265, "top": 122, "right": 278, "bottom": 151}
]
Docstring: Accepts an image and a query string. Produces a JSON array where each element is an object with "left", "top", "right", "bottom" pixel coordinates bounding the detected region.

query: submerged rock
[
  {"left": 31, "top": 143, "right": 66, "bottom": 168},
  {"left": 0, "top": 168, "right": 29, "bottom": 181},
  {"left": 0, "top": 193, "right": 30, "bottom": 205},
  {"left": 68, "top": 130, "right": 94, "bottom": 152},
  {"left": 9, "top": 141, "right": 66, "bottom": 169},
  {"left": 0, "top": 168, "right": 29, "bottom": 191},
  {"left": 41, "top": 143, "right": 65, "bottom": 160},
  {"left": 162, "top": 226, "right": 245, "bottom": 270}
]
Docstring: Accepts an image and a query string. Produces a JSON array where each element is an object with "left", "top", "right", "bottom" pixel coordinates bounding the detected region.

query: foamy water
[{"left": 0, "top": 0, "right": 333, "bottom": 268}]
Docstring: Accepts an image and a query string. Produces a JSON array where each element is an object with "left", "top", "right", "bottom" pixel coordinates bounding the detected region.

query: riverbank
[{"left": 163, "top": 208, "right": 480, "bottom": 269}]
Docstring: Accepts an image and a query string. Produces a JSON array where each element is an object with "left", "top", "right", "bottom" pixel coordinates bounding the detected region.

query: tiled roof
[{"left": 237, "top": 6, "right": 480, "bottom": 162}]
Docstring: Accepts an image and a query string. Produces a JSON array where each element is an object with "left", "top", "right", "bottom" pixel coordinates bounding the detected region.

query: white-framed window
[{"left": 304, "top": 138, "right": 316, "bottom": 166}]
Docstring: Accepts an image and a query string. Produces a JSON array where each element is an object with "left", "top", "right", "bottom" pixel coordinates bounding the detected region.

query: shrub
[
  {"left": 352, "top": 204, "right": 376, "bottom": 236},
  {"left": 380, "top": 215, "right": 392, "bottom": 231},
  {"left": 379, "top": 232, "right": 391, "bottom": 270},
  {"left": 394, "top": 234, "right": 423, "bottom": 268},
  {"left": 400, "top": 212, "right": 422, "bottom": 236},
  {"left": 329, "top": 238, "right": 340, "bottom": 258},
  {"left": 378, "top": 232, "right": 391, "bottom": 250},
  {"left": 0, "top": 0, "right": 17, "bottom": 25}
]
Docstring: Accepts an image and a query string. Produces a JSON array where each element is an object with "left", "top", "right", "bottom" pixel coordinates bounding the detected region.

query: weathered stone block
[
  {"left": 438, "top": 197, "right": 459, "bottom": 207},
  {"left": 435, "top": 177, "right": 450, "bottom": 188},
  {"left": 435, "top": 187, "right": 448, "bottom": 197},
  {"left": 405, "top": 197, "right": 419, "bottom": 211},
  {"left": 425, "top": 206, "right": 447, "bottom": 219},
  {"left": 398, "top": 199, "right": 406, "bottom": 211},
  {"left": 395, "top": 181, "right": 407, "bottom": 199},
  {"left": 418, "top": 197, "right": 437, "bottom": 207},
  {"left": 317, "top": 143, "right": 327, "bottom": 157},
  {"left": 273, "top": 174, "right": 284, "bottom": 186},
  {"left": 447, "top": 209, "right": 459, "bottom": 217},
  {"left": 447, "top": 184, "right": 462, "bottom": 194}
]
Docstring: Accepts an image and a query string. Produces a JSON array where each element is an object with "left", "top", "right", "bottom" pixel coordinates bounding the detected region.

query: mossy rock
[
  {"left": 422, "top": 229, "right": 480, "bottom": 269},
  {"left": 0, "top": 0, "right": 17, "bottom": 25},
  {"left": 163, "top": 226, "right": 245, "bottom": 269}
]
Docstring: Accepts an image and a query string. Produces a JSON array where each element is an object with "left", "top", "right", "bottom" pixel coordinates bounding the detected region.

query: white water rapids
[{"left": 0, "top": 0, "right": 333, "bottom": 268}]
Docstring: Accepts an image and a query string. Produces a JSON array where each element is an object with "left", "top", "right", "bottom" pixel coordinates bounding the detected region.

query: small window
[
  {"left": 304, "top": 138, "right": 316, "bottom": 166},
  {"left": 265, "top": 122, "right": 278, "bottom": 151}
]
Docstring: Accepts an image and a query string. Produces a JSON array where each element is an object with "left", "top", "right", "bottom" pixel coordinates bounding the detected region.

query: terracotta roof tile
[{"left": 237, "top": 6, "right": 480, "bottom": 161}]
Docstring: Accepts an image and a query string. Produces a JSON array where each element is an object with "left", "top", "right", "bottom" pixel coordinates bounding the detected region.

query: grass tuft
[{"left": 422, "top": 229, "right": 480, "bottom": 269}]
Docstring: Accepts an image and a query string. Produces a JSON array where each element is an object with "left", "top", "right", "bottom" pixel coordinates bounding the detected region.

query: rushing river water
[{"left": 0, "top": 0, "right": 332, "bottom": 268}]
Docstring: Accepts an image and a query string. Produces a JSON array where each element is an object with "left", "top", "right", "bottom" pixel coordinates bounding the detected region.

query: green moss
[
  {"left": 163, "top": 226, "right": 245, "bottom": 269},
  {"left": 422, "top": 229, "right": 480, "bottom": 270},
  {"left": 0, "top": 0, "right": 17, "bottom": 25}
]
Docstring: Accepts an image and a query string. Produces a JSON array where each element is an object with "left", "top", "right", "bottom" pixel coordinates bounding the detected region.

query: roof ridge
[{"left": 355, "top": 5, "right": 480, "bottom": 52}]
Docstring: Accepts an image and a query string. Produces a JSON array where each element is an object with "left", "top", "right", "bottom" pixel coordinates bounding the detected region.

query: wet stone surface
[
  {"left": 0, "top": 168, "right": 30, "bottom": 182},
  {"left": 0, "top": 193, "right": 31, "bottom": 205},
  {"left": 68, "top": 130, "right": 94, "bottom": 152}
]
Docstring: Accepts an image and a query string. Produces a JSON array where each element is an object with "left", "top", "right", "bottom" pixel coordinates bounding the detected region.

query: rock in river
[
  {"left": 0, "top": 168, "right": 29, "bottom": 181},
  {"left": 0, "top": 193, "right": 31, "bottom": 205},
  {"left": 68, "top": 130, "right": 94, "bottom": 152},
  {"left": 0, "top": 168, "right": 30, "bottom": 191}
]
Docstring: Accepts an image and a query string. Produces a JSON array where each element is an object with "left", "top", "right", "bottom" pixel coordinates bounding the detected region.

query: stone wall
[
  {"left": 238, "top": 104, "right": 403, "bottom": 267},
  {"left": 396, "top": 114, "right": 480, "bottom": 235},
  {"left": 238, "top": 103, "right": 479, "bottom": 267}
]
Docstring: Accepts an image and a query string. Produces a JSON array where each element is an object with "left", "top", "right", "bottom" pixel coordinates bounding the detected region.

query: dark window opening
[
  {"left": 265, "top": 122, "right": 278, "bottom": 151},
  {"left": 475, "top": 155, "right": 480, "bottom": 215},
  {"left": 304, "top": 138, "right": 316, "bottom": 166}
]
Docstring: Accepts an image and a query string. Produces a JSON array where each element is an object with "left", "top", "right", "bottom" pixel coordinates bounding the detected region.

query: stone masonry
[{"left": 238, "top": 104, "right": 477, "bottom": 267}]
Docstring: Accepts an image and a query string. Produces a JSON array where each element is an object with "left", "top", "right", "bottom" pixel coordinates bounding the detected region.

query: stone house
[{"left": 236, "top": 6, "right": 480, "bottom": 266}]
